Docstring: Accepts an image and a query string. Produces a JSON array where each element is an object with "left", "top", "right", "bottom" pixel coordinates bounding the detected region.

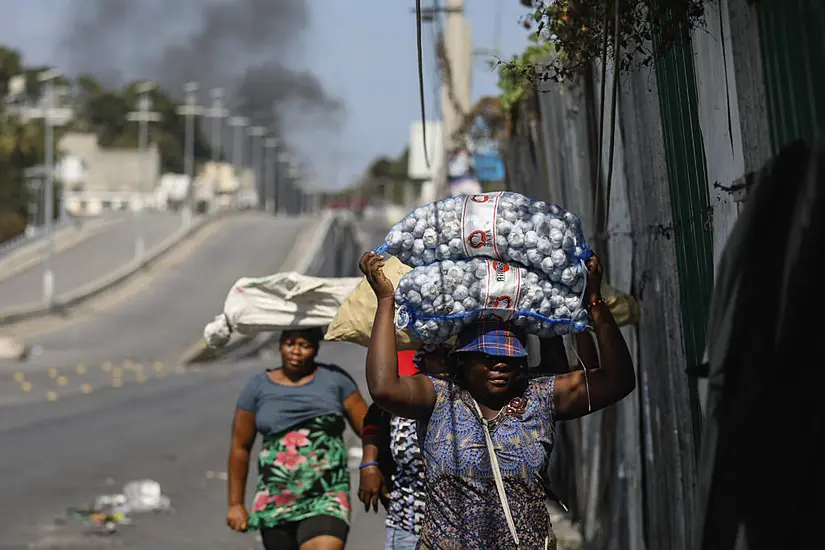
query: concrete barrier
[{"left": 0, "top": 212, "right": 232, "bottom": 327}]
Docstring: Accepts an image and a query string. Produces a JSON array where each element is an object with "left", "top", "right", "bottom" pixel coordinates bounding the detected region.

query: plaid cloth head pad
[{"left": 451, "top": 322, "right": 528, "bottom": 358}]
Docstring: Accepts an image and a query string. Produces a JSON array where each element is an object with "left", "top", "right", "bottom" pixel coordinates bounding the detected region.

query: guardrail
[
  {"left": 0, "top": 216, "right": 128, "bottom": 284},
  {"left": 0, "top": 212, "right": 233, "bottom": 327},
  {"left": 0, "top": 219, "right": 71, "bottom": 257}
]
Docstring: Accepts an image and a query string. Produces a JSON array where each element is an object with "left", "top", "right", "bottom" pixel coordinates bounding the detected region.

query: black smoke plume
[{"left": 57, "top": 0, "right": 344, "bottom": 140}]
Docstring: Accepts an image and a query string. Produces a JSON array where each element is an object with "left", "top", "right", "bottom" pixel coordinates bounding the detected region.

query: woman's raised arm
[{"left": 360, "top": 252, "right": 435, "bottom": 420}]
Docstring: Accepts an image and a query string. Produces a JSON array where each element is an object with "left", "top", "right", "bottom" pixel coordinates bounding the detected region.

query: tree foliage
[
  {"left": 495, "top": 37, "right": 554, "bottom": 112},
  {"left": 499, "top": 0, "right": 706, "bottom": 104},
  {"left": 0, "top": 44, "right": 216, "bottom": 241},
  {"left": 75, "top": 76, "right": 214, "bottom": 174}
]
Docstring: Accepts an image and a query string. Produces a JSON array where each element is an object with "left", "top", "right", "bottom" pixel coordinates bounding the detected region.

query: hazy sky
[{"left": 0, "top": 0, "right": 531, "bottom": 190}]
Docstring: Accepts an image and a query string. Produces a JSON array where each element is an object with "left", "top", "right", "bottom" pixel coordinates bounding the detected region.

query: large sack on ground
[{"left": 204, "top": 273, "right": 361, "bottom": 348}]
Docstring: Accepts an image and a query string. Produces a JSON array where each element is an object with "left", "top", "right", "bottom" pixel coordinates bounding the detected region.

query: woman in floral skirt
[{"left": 227, "top": 327, "right": 369, "bottom": 550}]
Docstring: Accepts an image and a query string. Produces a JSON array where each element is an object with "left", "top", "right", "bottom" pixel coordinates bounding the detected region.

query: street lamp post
[
  {"left": 30, "top": 69, "right": 72, "bottom": 308},
  {"left": 176, "top": 82, "right": 201, "bottom": 227},
  {"left": 287, "top": 159, "right": 300, "bottom": 216},
  {"left": 41, "top": 72, "right": 58, "bottom": 307},
  {"left": 248, "top": 127, "right": 266, "bottom": 210},
  {"left": 204, "top": 88, "right": 228, "bottom": 162},
  {"left": 264, "top": 137, "right": 278, "bottom": 215},
  {"left": 203, "top": 88, "right": 228, "bottom": 212},
  {"left": 228, "top": 116, "right": 249, "bottom": 209},
  {"left": 276, "top": 151, "right": 293, "bottom": 216},
  {"left": 126, "top": 82, "right": 160, "bottom": 262}
]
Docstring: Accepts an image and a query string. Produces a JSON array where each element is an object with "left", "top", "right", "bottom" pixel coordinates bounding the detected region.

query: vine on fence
[{"left": 499, "top": 0, "right": 706, "bottom": 99}]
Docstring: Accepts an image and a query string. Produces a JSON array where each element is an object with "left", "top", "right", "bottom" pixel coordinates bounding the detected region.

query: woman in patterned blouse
[{"left": 358, "top": 251, "right": 635, "bottom": 549}]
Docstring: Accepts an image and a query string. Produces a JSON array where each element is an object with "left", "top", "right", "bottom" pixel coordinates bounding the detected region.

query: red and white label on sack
[
  {"left": 461, "top": 192, "right": 503, "bottom": 259},
  {"left": 480, "top": 259, "right": 521, "bottom": 322}
]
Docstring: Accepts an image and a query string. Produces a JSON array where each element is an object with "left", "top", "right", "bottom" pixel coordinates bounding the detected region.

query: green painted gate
[
  {"left": 755, "top": 0, "right": 825, "bottom": 151},
  {"left": 655, "top": 25, "right": 714, "bottom": 453}
]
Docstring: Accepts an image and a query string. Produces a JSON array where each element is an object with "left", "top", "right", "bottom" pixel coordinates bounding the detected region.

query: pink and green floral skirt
[{"left": 247, "top": 414, "right": 351, "bottom": 530}]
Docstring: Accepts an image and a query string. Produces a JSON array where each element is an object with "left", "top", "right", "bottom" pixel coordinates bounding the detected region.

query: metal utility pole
[
  {"left": 439, "top": 0, "right": 472, "bottom": 199},
  {"left": 126, "top": 82, "right": 160, "bottom": 262},
  {"left": 228, "top": 116, "right": 249, "bottom": 208},
  {"left": 248, "top": 126, "right": 266, "bottom": 210},
  {"left": 204, "top": 88, "right": 228, "bottom": 162},
  {"left": 33, "top": 68, "right": 70, "bottom": 308},
  {"left": 287, "top": 158, "right": 300, "bottom": 216},
  {"left": 416, "top": 0, "right": 471, "bottom": 200},
  {"left": 276, "top": 150, "right": 291, "bottom": 215},
  {"left": 176, "top": 82, "right": 201, "bottom": 227},
  {"left": 263, "top": 137, "right": 278, "bottom": 215},
  {"left": 203, "top": 88, "right": 228, "bottom": 211}
]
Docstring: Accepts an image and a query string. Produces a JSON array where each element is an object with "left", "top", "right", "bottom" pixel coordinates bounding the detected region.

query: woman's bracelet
[
  {"left": 586, "top": 297, "right": 607, "bottom": 310},
  {"left": 359, "top": 461, "right": 380, "bottom": 470}
]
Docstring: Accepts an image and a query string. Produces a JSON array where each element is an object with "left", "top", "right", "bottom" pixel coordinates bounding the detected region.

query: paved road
[
  {"left": 0, "top": 213, "right": 387, "bottom": 548},
  {"left": 0, "top": 212, "right": 184, "bottom": 310},
  {"left": 0, "top": 213, "right": 313, "bottom": 380},
  {"left": 0, "top": 348, "right": 386, "bottom": 549}
]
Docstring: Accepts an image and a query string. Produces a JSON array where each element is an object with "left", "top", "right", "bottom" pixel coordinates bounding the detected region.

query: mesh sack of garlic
[
  {"left": 375, "top": 191, "right": 591, "bottom": 289},
  {"left": 393, "top": 258, "right": 588, "bottom": 345}
]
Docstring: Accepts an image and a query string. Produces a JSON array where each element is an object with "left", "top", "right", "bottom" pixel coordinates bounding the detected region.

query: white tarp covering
[{"left": 204, "top": 273, "right": 362, "bottom": 348}]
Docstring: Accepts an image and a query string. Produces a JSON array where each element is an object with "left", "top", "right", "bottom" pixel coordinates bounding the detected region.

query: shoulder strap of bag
[{"left": 471, "top": 399, "right": 520, "bottom": 548}]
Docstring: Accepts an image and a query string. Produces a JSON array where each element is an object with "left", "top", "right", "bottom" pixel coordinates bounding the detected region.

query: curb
[
  {"left": 0, "top": 212, "right": 233, "bottom": 327},
  {"left": 182, "top": 210, "right": 338, "bottom": 365},
  {"left": 0, "top": 216, "right": 127, "bottom": 283}
]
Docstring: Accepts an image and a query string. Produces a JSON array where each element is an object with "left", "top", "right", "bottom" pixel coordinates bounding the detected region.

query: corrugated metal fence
[{"left": 502, "top": 1, "right": 824, "bottom": 549}]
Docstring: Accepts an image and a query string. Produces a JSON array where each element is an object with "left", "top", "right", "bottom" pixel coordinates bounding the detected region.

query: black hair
[
  {"left": 413, "top": 345, "right": 455, "bottom": 378},
  {"left": 279, "top": 327, "right": 323, "bottom": 349}
]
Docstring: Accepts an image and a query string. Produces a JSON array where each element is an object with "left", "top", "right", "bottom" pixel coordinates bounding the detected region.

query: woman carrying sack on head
[
  {"left": 226, "top": 327, "right": 369, "bottom": 550},
  {"left": 359, "top": 251, "right": 636, "bottom": 549}
]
